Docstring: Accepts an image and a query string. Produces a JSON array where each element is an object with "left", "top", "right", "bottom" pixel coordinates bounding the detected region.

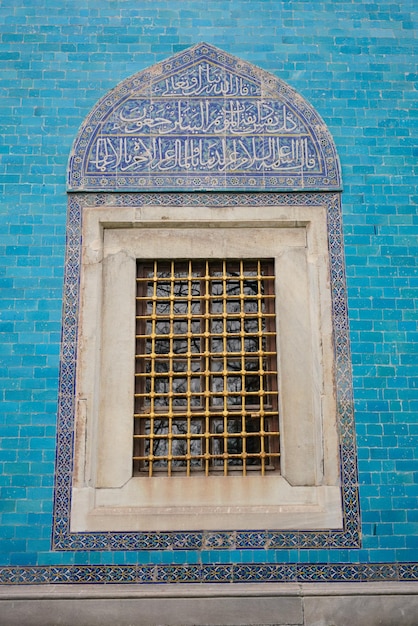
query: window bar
[
  {"left": 257, "top": 260, "right": 266, "bottom": 475},
  {"left": 186, "top": 260, "right": 193, "bottom": 476},
  {"left": 271, "top": 260, "right": 280, "bottom": 468},
  {"left": 166, "top": 261, "right": 174, "bottom": 476},
  {"left": 239, "top": 260, "right": 247, "bottom": 476},
  {"left": 266, "top": 260, "right": 280, "bottom": 470},
  {"left": 222, "top": 261, "right": 228, "bottom": 476},
  {"left": 149, "top": 261, "right": 159, "bottom": 477},
  {"left": 204, "top": 260, "right": 210, "bottom": 477}
]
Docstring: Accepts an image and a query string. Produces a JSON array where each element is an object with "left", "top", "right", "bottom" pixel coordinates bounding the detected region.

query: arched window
[{"left": 54, "top": 44, "right": 359, "bottom": 547}]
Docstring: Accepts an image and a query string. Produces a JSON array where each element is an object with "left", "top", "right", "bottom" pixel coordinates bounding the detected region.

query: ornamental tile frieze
[{"left": 68, "top": 44, "right": 341, "bottom": 191}]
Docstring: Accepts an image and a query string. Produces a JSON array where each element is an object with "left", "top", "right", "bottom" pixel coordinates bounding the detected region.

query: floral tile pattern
[{"left": 1, "top": 563, "right": 418, "bottom": 585}]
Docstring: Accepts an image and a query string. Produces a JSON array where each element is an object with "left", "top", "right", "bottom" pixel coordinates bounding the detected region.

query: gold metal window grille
[{"left": 133, "top": 259, "right": 280, "bottom": 477}]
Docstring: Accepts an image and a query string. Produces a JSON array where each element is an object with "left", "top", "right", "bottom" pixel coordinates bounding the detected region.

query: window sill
[{"left": 71, "top": 476, "right": 342, "bottom": 532}]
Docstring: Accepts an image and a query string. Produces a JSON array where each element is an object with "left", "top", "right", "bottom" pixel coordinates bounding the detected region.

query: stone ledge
[
  {"left": 1, "top": 581, "right": 418, "bottom": 600},
  {"left": 0, "top": 583, "right": 417, "bottom": 626}
]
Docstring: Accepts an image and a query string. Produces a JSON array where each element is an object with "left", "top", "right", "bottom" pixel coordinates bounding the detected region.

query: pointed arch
[{"left": 68, "top": 43, "right": 341, "bottom": 192}]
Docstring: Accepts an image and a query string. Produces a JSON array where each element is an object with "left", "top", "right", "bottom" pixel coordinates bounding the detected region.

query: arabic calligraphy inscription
[{"left": 69, "top": 44, "right": 341, "bottom": 190}]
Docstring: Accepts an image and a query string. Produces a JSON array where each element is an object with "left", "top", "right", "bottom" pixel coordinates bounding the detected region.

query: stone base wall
[{"left": 1, "top": 583, "right": 418, "bottom": 626}]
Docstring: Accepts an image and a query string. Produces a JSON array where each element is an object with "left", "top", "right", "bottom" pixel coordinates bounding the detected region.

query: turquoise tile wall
[{"left": 0, "top": 0, "right": 417, "bottom": 579}]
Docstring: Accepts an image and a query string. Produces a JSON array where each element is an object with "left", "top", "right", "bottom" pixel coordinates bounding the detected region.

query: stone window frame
[
  {"left": 69, "top": 198, "right": 342, "bottom": 533},
  {"left": 52, "top": 191, "right": 360, "bottom": 550}
]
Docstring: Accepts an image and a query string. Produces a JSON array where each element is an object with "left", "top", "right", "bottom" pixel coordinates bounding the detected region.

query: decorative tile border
[
  {"left": 1, "top": 563, "right": 418, "bottom": 585},
  {"left": 52, "top": 191, "right": 360, "bottom": 553},
  {"left": 68, "top": 44, "right": 341, "bottom": 192}
]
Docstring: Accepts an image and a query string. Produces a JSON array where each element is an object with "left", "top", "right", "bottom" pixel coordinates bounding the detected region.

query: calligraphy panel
[{"left": 68, "top": 44, "right": 341, "bottom": 191}]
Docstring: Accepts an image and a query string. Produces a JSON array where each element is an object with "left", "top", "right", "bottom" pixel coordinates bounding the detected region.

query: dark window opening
[{"left": 133, "top": 259, "right": 280, "bottom": 476}]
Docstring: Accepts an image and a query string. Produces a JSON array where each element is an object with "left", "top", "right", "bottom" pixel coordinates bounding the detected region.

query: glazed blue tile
[{"left": 1, "top": 0, "right": 417, "bottom": 586}]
